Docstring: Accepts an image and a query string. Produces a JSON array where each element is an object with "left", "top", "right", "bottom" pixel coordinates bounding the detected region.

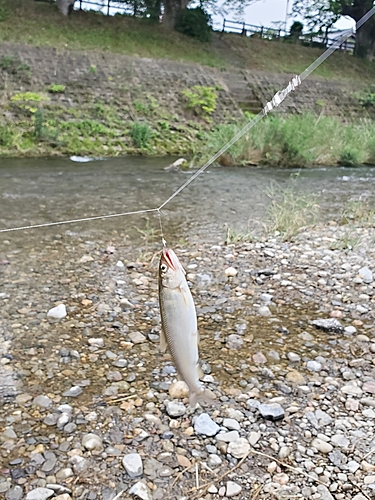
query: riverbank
[{"left": 1, "top": 208, "right": 375, "bottom": 499}]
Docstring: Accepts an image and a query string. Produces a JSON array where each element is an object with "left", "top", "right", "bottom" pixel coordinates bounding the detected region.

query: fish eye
[{"left": 160, "top": 263, "right": 168, "bottom": 273}]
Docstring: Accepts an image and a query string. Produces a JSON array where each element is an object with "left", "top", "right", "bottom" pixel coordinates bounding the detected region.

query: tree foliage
[
  {"left": 175, "top": 7, "right": 212, "bottom": 41},
  {"left": 292, "top": 0, "right": 341, "bottom": 34}
]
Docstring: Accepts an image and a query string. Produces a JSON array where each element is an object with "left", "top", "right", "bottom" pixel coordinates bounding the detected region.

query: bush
[
  {"left": 175, "top": 7, "right": 212, "bottom": 42},
  {"left": 182, "top": 85, "right": 217, "bottom": 116},
  {"left": 0, "top": 125, "right": 13, "bottom": 147},
  {"left": 130, "top": 122, "right": 152, "bottom": 148},
  {"left": 49, "top": 84, "right": 66, "bottom": 93}
]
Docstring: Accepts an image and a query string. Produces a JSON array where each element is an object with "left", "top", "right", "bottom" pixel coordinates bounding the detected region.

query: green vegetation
[
  {"left": 130, "top": 122, "right": 153, "bottom": 148},
  {"left": 48, "top": 84, "right": 66, "bottom": 93},
  {"left": 200, "top": 114, "right": 375, "bottom": 168},
  {"left": 341, "top": 199, "right": 375, "bottom": 227},
  {"left": 182, "top": 86, "right": 218, "bottom": 116},
  {"left": 175, "top": 7, "right": 212, "bottom": 42},
  {"left": 266, "top": 182, "right": 320, "bottom": 240}
]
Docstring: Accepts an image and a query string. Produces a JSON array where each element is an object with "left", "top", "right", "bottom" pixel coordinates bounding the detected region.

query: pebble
[
  {"left": 33, "top": 395, "right": 52, "bottom": 408},
  {"left": 359, "top": 266, "right": 373, "bottom": 283},
  {"left": 62, "top": 386, "right": 83, "bottom": 397},
  {"left": 248, "top": 431, "right": 261, "bottom": 446},
  {"left": 225, "top": 267, "right": 238, "bottom": 277},
  {"left": 5, "top": 486, "right": 23, "bottom": 500},
  {"left": 223, "top": 418, "right": 240, "bottom": 430},
  {"left": 216, "top": 431, "right": 240, "bottom": 442},
  {"left": 312, "top": 438, "right": 333, "bottom": 454},
  {"left": 306, "top": 360, "right": 322, "bottom": 372},
  {"left": 312, "top": 318, "right": 343, "bottom": 333},
  {"left": 226, "top": 481, "right": 242, "bottom": 497},
  {"left": 165, "top": 401, "right": 186, "bottom": 417},
  {"left": 128, "top": 482, "right": 151, "bottom": 500},
  {"left": 258, "top": 306, "right": 272, "bottom": 317},
  {"left": 168, "top": 381, "right": 189, "bottom": 399},
  {"left": 227, "top": 438, "right": 250, "bottom": 458},
  {"left": 258, "top": 403, "right": 284, "bottom": 421},
  {"left": 129, "top": 331, "right": 146, "bottom": 344},
  {"left": 25, "top": 488, "right": 54, "bottom": 500},
  {"left": 122, "top": 453, "right": 143, "bottom": 478},
  {"left": 194, "top": 413, "right": 220, "bottom": 436},
  {"left": 47, "top": 304, "right": 67, "bottom": 319},
  {"left": 82, "top": 433, "right": 103, "bottom": 451},
  {"left": 287, "top": 352, "right": 301, "bottom": 362}
]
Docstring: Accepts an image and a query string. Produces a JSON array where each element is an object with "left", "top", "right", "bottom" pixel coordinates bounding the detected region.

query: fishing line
[
  {"left": 1, "top": 7, "right": 374, "bottom": 236},
  {"left": 157, "top": 209, "right": 167, "bottom": 247}
]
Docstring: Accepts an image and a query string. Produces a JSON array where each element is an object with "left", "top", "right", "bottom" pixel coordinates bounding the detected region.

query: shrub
[
  {"left": 130, "top": 122, "right": 152, "bottom": 148},
  {"left": 182, "top": 85, "right": 217, "bottom": 116},
  {"left": 175, "top": 7, "right": 212, "bottom": 42},
  {"left": 34, "top": 109, "right": 45, "bottom": 140},
  {"left": 48, "top": 84, "right": 66, "bottom": 93},
  {"left": 0, "top": 125, "right": 13, "bottom": 147},
  {"left": 339, "top": 149, "right": 361, "bottom": 167}
]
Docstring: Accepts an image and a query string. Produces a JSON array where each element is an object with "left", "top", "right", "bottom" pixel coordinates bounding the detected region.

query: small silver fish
[{"left": 158, "top": 248, "right": 214, "bottom": 407}]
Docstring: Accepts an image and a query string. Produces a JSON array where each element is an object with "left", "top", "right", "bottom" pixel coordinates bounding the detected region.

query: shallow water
[{"left": 1, "top": 157, "right": 375, "bottom": 404}]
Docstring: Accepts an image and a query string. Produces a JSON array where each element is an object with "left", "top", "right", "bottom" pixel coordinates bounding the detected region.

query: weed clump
[
  {"left": 130, "top": 122, "right": 152, "bottom": 148},
  {"left": 182, "top": 85, "right": 218, "bottom": 116}
]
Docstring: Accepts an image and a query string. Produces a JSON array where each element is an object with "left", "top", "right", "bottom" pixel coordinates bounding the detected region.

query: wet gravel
[{"left": 1, "top": 220, "right": 375, "bottom": 500}]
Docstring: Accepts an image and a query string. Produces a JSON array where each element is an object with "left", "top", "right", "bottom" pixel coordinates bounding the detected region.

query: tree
[
  {"left": 293, "top": 0, "right": 375, "bottom": 59},
  {"left": 57, "top": 0, "right": 75, "bottom": 15}
]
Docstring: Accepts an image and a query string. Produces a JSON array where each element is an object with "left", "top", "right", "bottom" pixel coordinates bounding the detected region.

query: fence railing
[{"left": 222, "top": 18, "right": 355, "bottom": 53}]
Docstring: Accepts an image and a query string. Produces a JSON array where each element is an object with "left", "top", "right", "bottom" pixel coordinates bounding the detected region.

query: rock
[
  {"left": 33, "top": 395, "right": 52, "bottom": 408},
  {"left": 331, "top": 434, "right": 349, "bottom": 448},
  {"left": 122, "top": 453, "right": 143, "bottom": 478},
  {"left": 177, "top": 455, "right": 191, "bottom": 468},
  {"left": 82, "top": 433, "right": 103, "bottom": 451},
  {"left": 226, "top": 481, "right": 242, "bottom": 497},
  {"left": 194, "top": 413, "right": 220, "bottom": 436},
  {"left": 226, "top": 334, "right": 243, "bottom": 349},
  {"left": 347, "top": 460, "right": 360, "bottom": 473},
  {"left": 164, "top": 158, "right": 187, "bottom": 171},
  {"left": 62, "top": 386, "right": 83, "bottom": 397},
  {"left": 5, "top": 486, "right": 23, "bottom": 500},
  {"left": 227, "top": 438, "right": 250, "bottom": 459},
  {"left": 287, "top": 352, "right": 301, "bottom": 362},
  {"left": 344, "top": 326, "right": 357, "bottom": 335},
  {"left": 363, "top": 380, "right": 375, "bottom": 394},
  {"left": 312, "top": 318, "right": 343, "bottom": 333},
  {"left": 279, "top": 446, "right": 291, "bottom": 459},
  {"left": 128, "top": 331, "right": 146, "bottom": 344},
  {"left": 223, "top": 418, "right": 240, "bottom": 431},
  {"left": 248, "top": 431, "right": 261, "bottom": 446},
  {"left": 47, "top": 304, "right": 67, "bottom": 319},
  {"left": 258, "top": 403, "right": 284, "bottom": 421},
  {"left": 341, "top": 381, "right": 363, "bottom": 396},
  {"left": 258, "top": 306, "right": 272, "bottom": 317},
  {"left": 253, "top": 352, "right": 267, "bottom": 364},
  {"left": 128, "top": 482, "right": 151, "bottom": 500},
  {"left": 1, "top": 427, "right": 17, "bottom": 440},
  {"left": 306, "top": 360, "right": 322, "bottom": 372},
  {"left": 359, "top": 266, "right": 373, "bottom": 283},
  {"left": 54, "top": 496, "right": 72, "bottom": 500},
  {"left": 208, "top": 485, "right": 218, "bottom": 494},
  {"left": 225, "top": 267, "right": 238, "bottom": 277},
  {"left": 25, "top": 488, "right": 54, "bottom": 500},
  {"left": 88, "top": 337, "right": 104, "bottom": 347},
  {"left": 165, "top": 401, "right": 186, "bottom": 417},
  {"left": 286, "top": 370, "right": 305, "bottom": 384},
  {"left": 168, "top": 381, "right": 189, "bottom": 399},
  {"left": 208, "top": 454, "right": 222, "bottom": 467},
  {"left": 316, "top": 485, "right": 334, "bottom": 500},
  {"left": 216, "top": 431, "right": 240, "bottom": 443},
  {"left": 311, "top": 438, "right": 333, "bottom": 454}
]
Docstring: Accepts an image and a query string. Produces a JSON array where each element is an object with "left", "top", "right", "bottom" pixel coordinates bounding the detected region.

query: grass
[
  {"left": 1, "top": 0, "right": 375, "bottom": 79},
  {"left": 199, "top": 114, "right": 375, "bottom": 168},
  {"left": 266, "top": 182, "right": 320, "bottom": 240},
  {"left": 341, "top": 199, "right": 375, "bottom": 227}
]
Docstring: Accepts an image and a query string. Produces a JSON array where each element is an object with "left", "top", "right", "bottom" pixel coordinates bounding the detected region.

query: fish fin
[
  {"left": 189, "top": 388, "right": 216, "bottom": 408},
  {"left": 180, "top": 287, "right": 190, "bottom": 309},
  {"left": 159, "top": 329, "right": 168, "bottom": 353}
]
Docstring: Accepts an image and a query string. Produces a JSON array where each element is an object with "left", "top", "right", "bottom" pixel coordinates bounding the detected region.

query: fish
[{"left": 158, "top": 247, "right": 215, "bottom": 407}]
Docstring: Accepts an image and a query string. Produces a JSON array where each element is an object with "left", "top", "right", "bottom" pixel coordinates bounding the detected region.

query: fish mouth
[{"left": 162, "top": 248, "right": 178, "bottom": 271}]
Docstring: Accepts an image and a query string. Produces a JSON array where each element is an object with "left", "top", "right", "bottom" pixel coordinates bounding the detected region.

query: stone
[
  {"left": 316, "top": 485, "right": 334, "bottom": 500},
  {"left": 194, "top": 413, "right": 220, "bottom": 436},
  {"left": 225, "top": 267, "right": 238, "bottom": 277},
  {"left": 227, "top": 438, "right": 250, "bottom": 459},
  {"left": 359, "top": 266, "right": 373, "bottom": 283},
  {"left": 258, "top": 403, "right": 284, "bottom": 421},
  {"left": 306, "top": 360, "right": 322, "bottom": 372},
  {"left": 223, "top": 418, "right": 240, "bottom": 431},
  {"left": 5, "top": 486, "right": 23, "bottom": 500},
  {"left": 258, "top": 306, "right": 272, "bottom": 317},
  {"left": 33, "top": 395, "right": 52, "bottom": 408},
  {"left": 54, "top": 496, "right": 72, "bottom": 500},
  {"left": 128, "top": 331, "right": 146, "bottom": 344},
  {"left": 253, "top": 352, "right": 267, "bottom": 364},
  {"left": 122, "top": 453, "right": 143, "bottom": 478},
  {"left": 286, "top": 370, "right": 305, "bottom": 384},
  {"left": 82, "top": 434, "right": 103, "bottom": 451},
  {"left": 226, "top": 334, "right": 243, "bottom": 349},
  {"left": 312, "top": 318, "right": 343, "bottom": 333},
  {"left": 344, "top": 326, "right": 357, "bottom": 335},
  {"left": 168, "top": 381, "right": 189, "bottom": 399},
  {"left": 88, "top": 338, "right": 104, "bottom": 347},
  {"left": 278, "top": 446, "right": 291, "bottom": 459},
  {"left": 47, "top": 304, "right": 67, "bottom": 319},
  {"left": 165, "top": 401, "right": 186, "bottom": 417},
  {"left": 312, "top": 438, "right": 333, "bottom": 454},
  {"left": 248, "top": 431, "right": 261, "bottom": 446},
  {"left": 62, "top": 386, "right": 83, "bottom": 397},
  {"left": 331, "top": 434, "right": 349, "bottom": 448},
  {"left": 287, "top": 352, "right": 301, "bottom": 362},
  {"left": 25, "top": 488, "right": 54, "bottom": 500},
  {"left": 208, "top": 454, "right": 222, "bottom": 467},
  {"left": 226, "top": 481, "right": 242, "bottom": 497},
  {"left": 341, "top": 381, "right": 363, "bottom": 396},
  {"left": 1, "top": 427, "right": 17, "bottom": 440},
  {"left": 216, "top": 431, "right": 240, "bottom": 443},
  {"left": 363, "top": 380, "right": 375, "bottom": 394},
  {"left": 128, "top": 482, "right": 151, "bottom": 500},
  {"left": 208, "top": 485, "right": 218, "bottom": 494},
  {"left": 347, "top": 460, "right": 360, "bottom": 473}
]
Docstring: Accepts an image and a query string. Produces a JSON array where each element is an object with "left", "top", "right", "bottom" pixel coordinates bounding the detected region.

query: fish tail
[{"left": 189, "top": 388, "right": 216, "bottom": 407}]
